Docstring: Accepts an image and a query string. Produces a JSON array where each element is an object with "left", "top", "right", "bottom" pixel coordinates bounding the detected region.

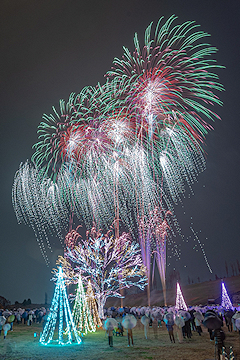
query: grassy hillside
[
  {"left": 4, "top": 275, "right": 240, "bottom": 309},
  {"left": 106, "top": 275, "right": 240, "bottom": 307}
]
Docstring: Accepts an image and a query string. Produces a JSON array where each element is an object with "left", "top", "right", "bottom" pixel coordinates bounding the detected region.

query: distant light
[
  {"left": 175, "top": 282, "right": 188, "bottom": 310},
  {"left": 221, "top": 282, "right": 233, "bottom": 309}
]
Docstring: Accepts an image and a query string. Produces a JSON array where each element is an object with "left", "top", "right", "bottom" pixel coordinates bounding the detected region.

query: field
[
  {"left": 1, "top": 277, "right": 240, "bottom": 359},
  {"left": 1, "top": 320, "right": 240, "bottom": 360}
]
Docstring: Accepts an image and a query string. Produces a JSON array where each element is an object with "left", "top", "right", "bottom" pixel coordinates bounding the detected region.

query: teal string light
[
  {"left": 230, "top": 346, "right": 235, "bottom": 360},
  {"left": 39, "top": 267, "right": 81, "bottom": 345}
]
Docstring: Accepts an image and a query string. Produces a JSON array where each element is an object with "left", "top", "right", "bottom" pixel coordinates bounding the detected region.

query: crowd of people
[
  {"left": 102, "top": 304, "right": 240, "bottom": 359},
  {"left": 0, "top": 304, "right": 239, "bottom": 359},
  {"left": 0, "top": 307, "right": 49, "bottom": 339}
]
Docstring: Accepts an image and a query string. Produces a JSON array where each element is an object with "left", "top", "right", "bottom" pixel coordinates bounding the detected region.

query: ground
[{"left": 0, "top": 320, "right": 240, "bottom": 360}]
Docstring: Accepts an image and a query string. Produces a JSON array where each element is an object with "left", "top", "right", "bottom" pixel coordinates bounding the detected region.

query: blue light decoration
[
  {"left": 175, "top": 282, "right": 188, "bottom": 310},
  {"left": 221, "top": 281, "right": 233, "bottom": 310},
  {"left": 39, "top": 267, "right": 81, "bottom": 345}
]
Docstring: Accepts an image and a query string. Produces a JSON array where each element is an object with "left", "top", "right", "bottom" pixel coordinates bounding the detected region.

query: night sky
[{"left": 1, "top": 0, "right": 240, "bottom": 304}]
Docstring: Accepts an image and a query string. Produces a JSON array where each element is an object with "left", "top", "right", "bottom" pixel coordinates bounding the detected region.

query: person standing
[
  {"left": 152, "top": 318, "right": 158, "bottom": 339},
  {"left": 194, "top": 317, "right": 202, "bottom": 336},
  {"left": 28, "top": 312, "right": 33, "bottom": 326},
  {"left": 107, "top": 328, "right": 113, "bottom": 347},
  {"left": 127, "top": 328, "right": 134, "bottom": 346},
  {"left": 16, "top": 312, "right": 21, "bottom": 324},
  {"left": 3, "top": 324, "right": 11, "bottom": 339},
  {"left": 213, "top": 327, "right": 225, "bottom": 360},
  {"left": 185, "top": 319, "right": 192, "bottom": 338},
  {"left": 166, "top": 323, "right": 175, "bottom": 343},
  {"left": 141, "top": 315, "right": 150, "bottom": 339},
  {"left": 225, "top": 313, "right": 233, "bottom": 332},
  {"left": 157, "top": 314, "right": 163, "bottom": 328},
  {"left": 42, "top": 313, "right": 48, "bottom": 330},
  {"left": 176, "top": 325, "right": 183, "bottom": 343},
  {"left": 22, "top": 310, "right": 28, "bottom": 324}
]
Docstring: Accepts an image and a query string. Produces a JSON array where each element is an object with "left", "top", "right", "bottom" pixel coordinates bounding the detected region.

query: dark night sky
[{"left": 0, "top": 0, "right": 240, "bottom": 304}]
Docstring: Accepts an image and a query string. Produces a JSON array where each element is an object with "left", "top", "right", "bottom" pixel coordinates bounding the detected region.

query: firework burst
[{"left": 12, "top": 15, "right": 223, "bottom": 274}]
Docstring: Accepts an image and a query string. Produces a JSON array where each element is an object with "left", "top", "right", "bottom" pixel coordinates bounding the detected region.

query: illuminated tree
[
  {"left": 57, "top": 227, "right": 147, "bottom": 318},
  {"left": 39, "top": 267, "right": 81, "bottom": 345},
  {"left": 86, "top": 280, "right": 102, "bottom": 328},
  {"left": 175, "top": 282, "right": 188, "bottom": 311},
  {"left": 73, "top": 273, "right": 96, "bottom": 335},
  {"left": 221, "top": 282, "right": 233, "bottom": 309}
]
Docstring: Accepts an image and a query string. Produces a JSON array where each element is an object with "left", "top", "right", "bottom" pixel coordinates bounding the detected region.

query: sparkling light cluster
[{"left": 39, "top": 267, "right": 81, "bottom": 345}]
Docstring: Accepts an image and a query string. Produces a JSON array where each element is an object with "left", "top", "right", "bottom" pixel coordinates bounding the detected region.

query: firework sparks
[{"left": 12, "top": 15, "right": 223, "bottom": 276}]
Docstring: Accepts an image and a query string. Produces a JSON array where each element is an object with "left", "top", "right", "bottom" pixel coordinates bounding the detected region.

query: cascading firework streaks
[
  {"left": 12, "top": 15, "right": 223, "bottom": 275},
  {"left": 12, "top": 161, "right": 69, "bottom": 266}
]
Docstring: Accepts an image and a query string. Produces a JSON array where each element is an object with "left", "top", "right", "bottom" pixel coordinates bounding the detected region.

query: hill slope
[{"left": 106, "top": 275, "right": 240, "bottom": 307}]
